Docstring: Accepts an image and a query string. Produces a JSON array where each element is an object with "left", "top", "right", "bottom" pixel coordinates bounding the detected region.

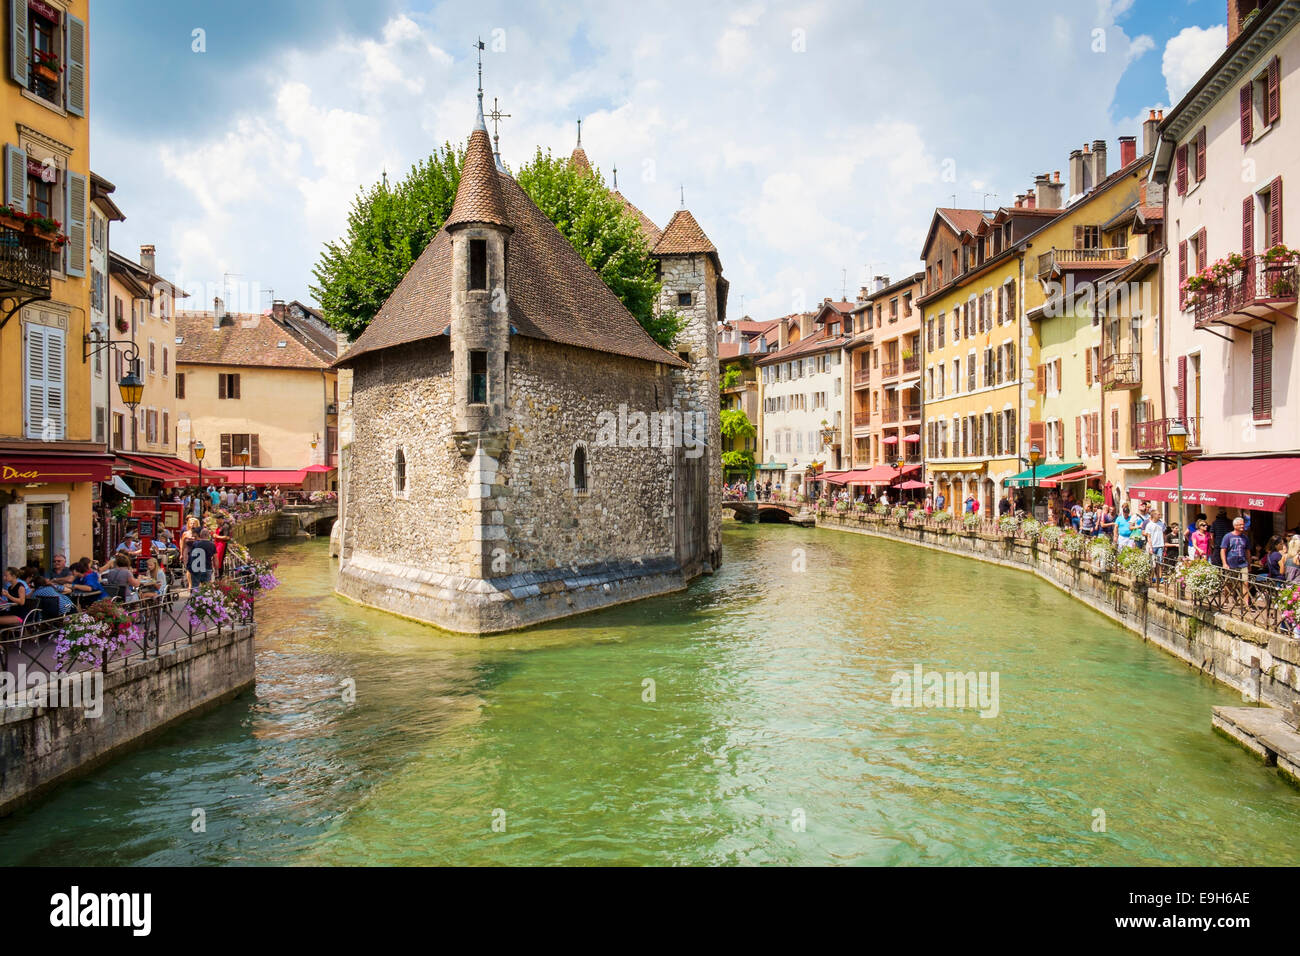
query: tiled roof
[
  {"left": 569, "top": 146, "right": 592, "bottom": 176},
  {"left": 176, "top": 312, "right": 334, "bottom": 370},
  {"left": 612, "top": 189, "right": 662, "bottom": 246},
  {"left": 755, "top": 330, "right": 849, "bottom": 364},
  {"left": 652, "top": 209, "right": 718, "bottom": 258},
  {"left": 731, "top": 318, "right": 780, "bottom": 335},
  {"left": 337, "top": 134, "right": 685, "bottom": 369},
  {"left": 445, "top": 128, "right": 509, "bottom": 230},
  {"left": 936, "top": 207, "right": 990, "bottom": 235}
]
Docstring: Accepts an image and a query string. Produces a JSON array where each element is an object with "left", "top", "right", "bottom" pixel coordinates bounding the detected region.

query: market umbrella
[
  {"left": 881, "top": 435, "right": 899, "bottom": 445},
  {"left": 903, "top": 434, "right": 921, "bottom": 442},
  {"left": 896, "top": 479, "right": 928, "bottom": 490}
]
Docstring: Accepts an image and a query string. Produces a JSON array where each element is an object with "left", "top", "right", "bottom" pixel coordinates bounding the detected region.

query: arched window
[
  {"left": 572, "top": 444, "right": 587, "bottom": 494},
  {"left": 394, "top": 447, "right": 407, "bottom": 496}
]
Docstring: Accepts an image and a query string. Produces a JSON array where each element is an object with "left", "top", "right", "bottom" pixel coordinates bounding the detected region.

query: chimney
[
  {"left": 1118, "top": 135, "right": 1137, "bottom": 169},
  {"left": 1142, "top": 108, "right": 1161, "bottom": 157},
  {"left": 212, "top": 296, "right": 224, "bottom": 330},
  {"left": 1036, "top": 172, "right": 1063, "bottom": 210},
  {"left": 1068, "top": 148, "right": 1086, "bottom": 199},
  {"left": 1092, "top": 139, "right": 1108, "bottom": 184},
  {"left": 874, "top": 275, "right": 889, "bottom": 292},
  {"left": 271, "top": 298, "right": 287, "bottom": 321},
  {"left": 1025, "top": 189, "right": 1036, "bottom": 209},
  {"left": 823, "top": 296, "right": 832, "bottom": 306},
  {"left": 1227, "top": 0, "right": 1260, "bottom": 45},
  {"left": 139, "top": 244, "right": 156, "bottom": 274},
  {"left": 857, "top": 285, "right": 870, "bottom": 304},
  {"left": 778, "top": 317, "right": 789, "bottom": 351},
  {"left": 799, "top": 311, "right": 814, "bottom": 338},
  {"left": 1014, "top": 194, "right": 1024, "bottom": 208}
]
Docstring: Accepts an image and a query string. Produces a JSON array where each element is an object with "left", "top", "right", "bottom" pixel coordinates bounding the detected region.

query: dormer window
[{"left": 469, "top": 238, "right": 487, "bottom": 290}]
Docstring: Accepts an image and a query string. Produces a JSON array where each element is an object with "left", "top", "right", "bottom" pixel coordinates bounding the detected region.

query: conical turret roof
[{"left": 445, "top": 126, "right": 510, "bottom": 230}]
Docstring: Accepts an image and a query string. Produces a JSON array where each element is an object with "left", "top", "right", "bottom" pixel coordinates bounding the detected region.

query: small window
[
  {"left": 678, "top": 351, "right": 690, "bottom": 363},
  {"left": 175, "top": 373, "right": 185, "bottom": 399},
  {"left": 573, "top": 445, "right": 588, "bottom": 494},
  {"left": 394, "top": 447, "right": 407, "bottom": 495},
  {"left": 469, "top": 350, "right": 488, "bottom": 404},
  {"left": 469, "top": 239, "right": 487, "bottom": 290},
  {"left": 218, "top": 373, "right": 240, "bottom": 399},
  {"left": 677, "top": 292, "right": 692, "bottom": 307}
]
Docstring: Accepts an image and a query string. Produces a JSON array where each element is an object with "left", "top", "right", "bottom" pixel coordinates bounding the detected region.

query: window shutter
[
  {"left": 1243, "top": 196, "right": 1255, "bottom": 255},
  {"left": 1177, "top": 355, "right": 1187, "bottom": 421},
  {"left": 163, "top": 411, "right": 169, "bottom": 445},
  {"left": 46, "top": 327, "right": 64, "bottom": 439},
  {"left": 218, "top": 375, "right": 227, "bottom": 400},
  {"left": 1241, "top": 83, "right": 1254, "bottom": 144},
  {"left": 64, "top": 14, "right": 86, "bottom": 117},
  {"left": 1269, "top": 177, "right": 1283, "bottom": 245},
  {"left": 65, "top": 171, "right": 87, "bottom": 277},
  {"left": 251, "top": 434, "right": 261, "bottom": 466},
  {"left": 1196, "top": 230, "right": 1207, "bottom": 272},
  {"left": 220, "top": 434, "right": 232, "bottom": 467},
  {"left": 1267, "top": 56, "right": 1281, "bottom": 126},
  {"left": 1175, "top": 144, "right": 1188, "bottom": 196},
  {"left": 233, "top": 374, "right": 241, "bottom": 399},
  {"left": 1085, "top": 349, "right": 1093, "bottom": 387},
  {"left": 1007, "top": 279, "right": 1016, "bottom": 324},
  {"left": 25, "top": 324, "right": 46, "bottom": 439},
  {"left": 996, "top": 413, "right": 1004, "bottom": 455},
  {"left": 1253, "top": 328, "right": 1273, "bottom": 421},
  {"left": 4, "top": 143, "right": 27, "bottom": 210},
  {"left": 1111, "top": 408, "right": 1120, "bottom": 452},
  {"left": 1036, "top": 363, "right": 1046, "bottom": 394},
  {"left": 1075, "top": 417, "right": 1082, "bottom": 458},
  {"left": 1178, "top": 240, "right": 1188, "bottom": 308},
  {"left": 1195, "top": 127, "right": 1207, "bottom": 182},
  {"left": 175, "top": 372, "right": 185, "bottom": 399},
  {"left": 1055, "top": 358, "right": 1062, "bottom": 389},
  {"left": 8, "top": 0, "right": 27, "bottom": 86},
  {"left": 1092, "top": 413, "right": 1100, "bottom": 458}
]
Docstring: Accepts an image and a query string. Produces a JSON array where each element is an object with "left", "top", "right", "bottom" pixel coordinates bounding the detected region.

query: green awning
[
  {"left": 756, "top": 461, "right": 788, "bottom": 471},
  {"left": 1005, "top": 462, "right": 1081, "bottom": 486}
]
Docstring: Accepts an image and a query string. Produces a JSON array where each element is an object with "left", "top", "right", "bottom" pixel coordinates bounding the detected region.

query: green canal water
[{"left": 2, "top": 523, "right": 1299, "bottom": 866}]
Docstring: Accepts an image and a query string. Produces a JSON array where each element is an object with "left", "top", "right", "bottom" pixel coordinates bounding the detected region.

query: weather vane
[{"left": 488, "top": 96, "right": 510, "bottom": 154}]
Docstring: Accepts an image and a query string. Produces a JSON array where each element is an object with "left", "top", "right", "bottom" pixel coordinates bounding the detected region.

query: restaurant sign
[{"left": 0, "top": 456, "right": 114, "bottom": 484}]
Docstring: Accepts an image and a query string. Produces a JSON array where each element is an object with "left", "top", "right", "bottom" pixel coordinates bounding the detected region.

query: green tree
[
  {"left": 515, "top": 149, "right": 667, "bottom": 345},
  {"left": 720, "top": 408, "right": 757, "bottom": 480},
  {"left": 310, "top": 145, "right": 462, "bottom": 339}
]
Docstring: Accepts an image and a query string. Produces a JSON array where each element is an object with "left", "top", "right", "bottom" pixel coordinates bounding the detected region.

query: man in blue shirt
[{"left": 1221, "top": 516, "right": 1251, "bottom": 604}]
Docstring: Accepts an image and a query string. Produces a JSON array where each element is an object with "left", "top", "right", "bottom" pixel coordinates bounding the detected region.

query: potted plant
[
  {"left": 0, "top": 203, "right": 27, "bottom": 233},
  {"left": 32, "top": 49, "right": 61, "bottom": 82},
  {"left": 27, "top": 214, "right": 61, "bottom": 241}
]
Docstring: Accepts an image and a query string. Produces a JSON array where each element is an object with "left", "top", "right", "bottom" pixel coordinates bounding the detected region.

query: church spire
[{"left": 474, "top": 38, "right": 487, "bottom": 132}]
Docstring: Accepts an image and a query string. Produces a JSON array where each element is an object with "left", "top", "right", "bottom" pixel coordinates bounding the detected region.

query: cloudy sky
[{"left": 90, "top": 0, "right": 1230, "bottom": 322}]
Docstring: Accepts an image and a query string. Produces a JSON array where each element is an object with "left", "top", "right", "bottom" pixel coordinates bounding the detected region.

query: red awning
[
  {"left": 210, "top": 468, "right": 309, "bottom": 486},
  {"left": 896, "top": 479, "right": 929, "bottom": 490},
  {"left": 0, "top": 453, "right": 115, "bottom": 484},
  {"left": 116, "top": 453, "right": 225, "bottom": 488},
  {"left": 822, "top": 469, "right": 880, "bottom": 485},
  {"left": 302, "top": 463, "right": 335, "bottom": 473},
  {"left": 1041, "top": 468, "right": 1102, "bottom": 488},
  {"left": 1128, "top": 456, "right": 1300, "bottom": 512}
]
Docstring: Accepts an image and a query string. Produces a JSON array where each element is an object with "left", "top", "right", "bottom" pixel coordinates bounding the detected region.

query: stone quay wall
[
  {"left": 0, "top": 623, "right": 256, "bottom": 817},
  {"left": 817, "top": 513, "right": 1300, "bottom": 710}
]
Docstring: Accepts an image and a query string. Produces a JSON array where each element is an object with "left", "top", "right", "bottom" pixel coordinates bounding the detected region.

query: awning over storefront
[
  {"left": 1004, "top": 462, "right": 1081, "bottom": 487},
  {"left": 0, "top": 453, "right": 115, "bottom": 484},
  {"left": 822, "top": 469, "right": 878, "bottom": 485},
  {"left": 1128, "top": 456, "right": 1300, "bottom": 512},
  {"left": 1040, "top": 468, "right": 1102, "bottom": 488},
  {"left": 756, "top": 460, "right": 787, "bottom": 471},
  {"left": 209, "top": 467, "right": 310, "bottom": 486},
  {"left": 116, "top": 453, "right": 225, "bottom": 489},
  {"left": 937, "top": 462, "right": 984, "bottom": 473}
]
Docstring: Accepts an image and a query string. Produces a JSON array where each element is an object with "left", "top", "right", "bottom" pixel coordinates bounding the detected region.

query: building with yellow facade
[{"left": 0, "top": 0, "right": 111, "bottom": 569}]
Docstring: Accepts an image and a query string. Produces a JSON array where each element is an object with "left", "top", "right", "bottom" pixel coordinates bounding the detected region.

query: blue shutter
[
  {"left": 64, "top": 13, "right": 86, "bottom": 117},
  {"left": 4, "top": 142, "right": 26, "bottom": 210},
  {"left": 45, "top": 325, "right": 66, "bottom": 439},
  {"left": 65, "top": 170, "right": 86, "bottom": 277},
  {"left": 9, "top": 0, "right": 28, "bottom": 87}
]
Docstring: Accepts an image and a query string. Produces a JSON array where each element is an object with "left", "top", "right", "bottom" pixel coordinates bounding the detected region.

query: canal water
[{"left": 2, "top": 523, "right": 1298, "bottom": 865}]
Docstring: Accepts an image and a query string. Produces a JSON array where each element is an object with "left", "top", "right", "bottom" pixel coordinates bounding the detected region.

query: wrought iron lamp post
[
  {"left": 1028, "top": 443, "right": 1043, "bottom": 520},
  {"left": 1166, "top": 419, "right": 1188, "bottom": 560},
  {"left": 194, "top": 440, "right": 206, "bottom": 515}
]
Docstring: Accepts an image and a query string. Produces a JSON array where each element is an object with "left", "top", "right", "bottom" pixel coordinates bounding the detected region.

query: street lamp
[
  {"left": 1167, "top": 419, "right": 1188, "bottom": 559},
  {"left": 83, "top": 331, "right": 144, "bottom": 453},
  {"left": 237, "top": 448, "right": 249, "bottom": 491},
  {"left": 1028, "top": 442, "right": 1043, "bottom": 519},
  {"left": 193, "top": 440, "right": 206, "bottom": 515}
]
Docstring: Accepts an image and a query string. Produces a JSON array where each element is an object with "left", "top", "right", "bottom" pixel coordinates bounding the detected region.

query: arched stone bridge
[{"left": 720, "top": 500, "right": 801, "bottom": 523}]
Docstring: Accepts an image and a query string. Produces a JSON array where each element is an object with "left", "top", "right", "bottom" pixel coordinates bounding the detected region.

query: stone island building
[{"left": 334, "top": 102, "right": 722, "bottom": 633}]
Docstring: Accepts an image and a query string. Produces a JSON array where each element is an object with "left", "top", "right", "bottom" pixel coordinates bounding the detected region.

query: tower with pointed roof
[{"left": 333, "top": 89, "right": 722, "bottom": 633}]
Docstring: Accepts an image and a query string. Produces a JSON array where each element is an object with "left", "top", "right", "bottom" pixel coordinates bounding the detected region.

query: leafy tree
[
  {"left": 720, "top": 364, "right": 743, "bottom": 391},
  {"left": 515, "top": 149, "right": 667, "bottom": 345},
  {"left": 311, "top": 145, "right": 462, "bottom": 339},
  {"left": 720, "top": 408, "right": 757, "bottom": 480},
  {"left": 722, "top": 449, "right": 756, "bottom": 476}
]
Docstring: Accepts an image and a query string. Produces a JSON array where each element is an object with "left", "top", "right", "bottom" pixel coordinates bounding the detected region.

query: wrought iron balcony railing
[
  {"left": 903, "top": 355, "right": 920, "bottom": 374},
  {"left": 882, "top": 406, "right": 900, "bottom": 423},
  {"left": 853, "top": 368, "right": 871, "bottom": 386},
  {"left": 1036, "top": 246, "right": 1129, "bottom": 278},
  {"left": 881, "top": 361, "right": 900, "bottom": 378},
  {"left": 852, "top": 412, "right": 870, "bottom": 427},
  {"left": 1133, "top": 417, "right": 1202, "bottom": 454},
  {"left": 1100, "top": 352, "right": 1141, "bottom": 390},
  {"left": 1193, "top": 254, "right": 1299, "bottom": 329},
  {"left": 0, "top": 225, "right": 55, "bottom": 305}
]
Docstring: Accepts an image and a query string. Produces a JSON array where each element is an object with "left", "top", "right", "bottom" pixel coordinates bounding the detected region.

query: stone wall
[
  {"left": 818, "top": 514, "right": 1300, "bottom": 710},
  {"left": 0, "top": 624, "right": 255, "bottom": 816}
]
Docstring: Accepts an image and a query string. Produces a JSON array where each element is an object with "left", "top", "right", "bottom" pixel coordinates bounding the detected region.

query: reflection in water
[{"left": 1, "top": 524, "right": 1297, "bottom": 865}]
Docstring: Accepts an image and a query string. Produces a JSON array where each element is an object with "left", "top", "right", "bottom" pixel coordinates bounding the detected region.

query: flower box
[{"left": 34, "top": 63, "right": 59, "bottom": 82}]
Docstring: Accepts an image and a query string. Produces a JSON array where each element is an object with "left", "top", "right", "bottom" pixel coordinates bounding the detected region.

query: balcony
[
  {"left": 0, "top": 225, "right": 55, "bottom": 324},
  {"left": 1037, "top": 246, "right": 1130, "bottom": 279},
  {"left": 1134, "top": 417, "right": 1202, "bottom": 454},
  {"left": 852, "top": 412, "right": 870, "bottom": 427},
  {"left": 901, "top": 402, "right": 921, "bottom": 422},
  {"left": 903, "top": 355, "right": 920, "bottom": 375},
  {"left": 882, "top": 406, "right": 900, "bottom": 423},
  {"left": 1193, "top": 255, "right": 1299, "bottom": 332},
  {"left": 853, "top": 368, "right": 871, "bottom": 388},
  {"left": 1100, "top": 352, "right": 1141, "bottom": 390},
  {"left": 881, "top": 361, "right": 900, "bottom": 379}
]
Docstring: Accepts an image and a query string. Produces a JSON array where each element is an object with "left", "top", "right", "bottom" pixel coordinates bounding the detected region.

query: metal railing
[
  {"left": 1100, "top": 352, "right": 1141, "bottom": 389},
  {"left": 1133, "top": 416, "right": 1201, "bottom": 453},
  {"left": 882, "top": 406, "right": 899, "bottom": 423},
  {"left": 1036, "top": 246, "right": 1129, "bottom": 278},
  {"left": 901, "top": 402, "right": 921, "bottom": 421},
  {"left": 0, "top": 569, "right": 262, "bottom": 678},
  {"left": 853, "top": 368, "right": 871, "bottom": 386},
  {"left": 0, "top": 225, "right": 55, "bottom": 299},
  {"left": 903, "top": 355, "right": 920, "bottom": 374},
  {"left": 1194, "top": 254, "right": 1299, "bottom": 327},
  {"left": 852, "top": 412, "right": 870, "bottom": 427},
  {"left": 880, "top": 361, "right": 900, "bottom": 378}
]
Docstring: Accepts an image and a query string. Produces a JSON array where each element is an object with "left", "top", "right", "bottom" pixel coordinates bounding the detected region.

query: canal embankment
[
  {"left": 815, "top": 512, "right": 1300, "bottom": 784},
  {"left": 0, "top": 622, "right": 256, "bottom": 817}
]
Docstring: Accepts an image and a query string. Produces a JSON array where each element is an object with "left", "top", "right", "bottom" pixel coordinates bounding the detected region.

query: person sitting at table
[
  {"left": 101, "top": 554, "right": 142, "bottom": 601},
  {"left": 2, "top": 566, "right": 31, "bottom": 620},
  {"left": 140, "top": 556, "right": 168, "bottom": 598},
  {"left": 30, "top": 575, "right": 75, "bottom": 616},
  {"left": 70, "top": 559, "right": 106, "bottom": 604},
  {"left": 116, "top": 530, "right": 143, "bottom": 559},
  {"left": 48, "top": 554, "right": 76, "bottom": 586}
]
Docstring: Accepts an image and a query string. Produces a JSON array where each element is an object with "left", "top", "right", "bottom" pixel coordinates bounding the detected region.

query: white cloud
[{"left": 1162, "top": 25, "right": 1227, "bottom": 105}]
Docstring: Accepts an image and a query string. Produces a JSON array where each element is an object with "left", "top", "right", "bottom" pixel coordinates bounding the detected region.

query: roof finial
[
  {"left": 488, "top": 96, "right": 511, "bottom": 172},
  {"left": 474, "top": 38, "right": 487, "bottom": 131},
  {"left": 680, "top": 184, "right": 685, "bottom": 209},
  {"left": 381, "top": 168, "right": 388, "bottom": 190},
  {"left": 576, "top": 117, "right": 582, "bottom": 148},
  {"left": 612, "top": 162, "right": 618, "bottom": 190}
]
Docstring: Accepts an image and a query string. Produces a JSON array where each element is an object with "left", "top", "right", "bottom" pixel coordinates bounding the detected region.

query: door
[{"left": 25, "top": 503, "right": 55, "bottom": 573}]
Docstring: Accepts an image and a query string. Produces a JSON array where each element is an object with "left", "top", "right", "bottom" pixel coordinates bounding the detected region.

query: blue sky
[{"left": 89, "top": 0, "right": 1232, "bottom": 321}]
